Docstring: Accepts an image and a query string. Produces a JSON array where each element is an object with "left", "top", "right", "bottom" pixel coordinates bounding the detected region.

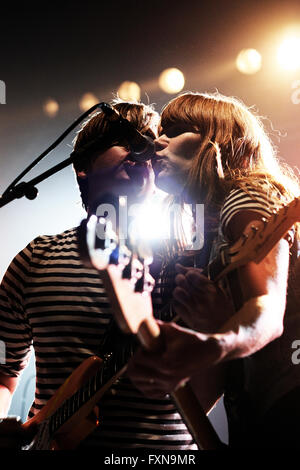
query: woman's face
[{"left": 152, "top": 123, "right": 202, "bottom": 195}]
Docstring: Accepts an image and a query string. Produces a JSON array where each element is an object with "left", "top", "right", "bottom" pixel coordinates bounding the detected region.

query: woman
[{"left": 127, "top": 91, "right": 300, "bottom": 448}]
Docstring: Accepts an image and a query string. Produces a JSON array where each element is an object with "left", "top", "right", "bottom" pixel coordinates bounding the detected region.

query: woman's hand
[
  {"left": 127, "top": 320, "right": 221, "bottom": 398},
  {"left": 173, "top": 264, "right": 234, "bottom": 332}
]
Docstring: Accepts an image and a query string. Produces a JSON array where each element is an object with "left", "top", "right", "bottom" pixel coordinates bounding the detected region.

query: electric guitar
[
  {"left": 21, "top": 196, "right": 299, "bottom": 450},
  {"left": 205, "top": 197, "right": 300, "bottom": 282}
]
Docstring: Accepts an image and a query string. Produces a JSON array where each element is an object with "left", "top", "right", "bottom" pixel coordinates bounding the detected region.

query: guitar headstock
[
  {"left": 213, "top": 196, "right": 300, "bottom": 280},
  {"left": 78, "top": 211, "right": 158, "bottom": 347}
]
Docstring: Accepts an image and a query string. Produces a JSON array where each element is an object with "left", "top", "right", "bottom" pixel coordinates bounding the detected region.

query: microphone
[{"left": 100, "top": 102, "right": 155, "bottom": 162}]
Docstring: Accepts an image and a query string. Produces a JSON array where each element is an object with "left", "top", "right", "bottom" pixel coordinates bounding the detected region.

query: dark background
[
  {"left": 0, "top": 0, "right": 299, "bottom": 443},
  {"left": 1, "top": 0, "right": 300, "bottom": 166},
  {"left": 1, "top": 0, "right": 299, "bottom": 190}
]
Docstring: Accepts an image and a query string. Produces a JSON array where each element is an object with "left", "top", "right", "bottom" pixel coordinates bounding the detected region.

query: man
[{"left": 0, "top": 100, "right": 197, "bottom": 450}]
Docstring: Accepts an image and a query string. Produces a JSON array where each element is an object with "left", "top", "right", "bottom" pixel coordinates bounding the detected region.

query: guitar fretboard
[
  {"left": 48, "top": 352, "right": 119, "bottom": 436},
  {"left": 47, "top": 315, "right": 140, "bottom": 437}
]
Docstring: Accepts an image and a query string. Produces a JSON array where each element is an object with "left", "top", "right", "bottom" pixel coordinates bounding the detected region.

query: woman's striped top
[
  {"left": 215, "top": 184, "right": 299, "bottom": 424},
  {"left": 220, "top": 184, "right": 281, "bottom": 237}
]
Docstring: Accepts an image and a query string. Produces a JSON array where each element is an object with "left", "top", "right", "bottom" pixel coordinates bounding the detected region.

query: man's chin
[
  {"left": 154, "top": 172, "right": 181, "bottom": 196},
  {"left": 153, "top": 170, "right": 168, "bottom": 191},
  {"left": 129, "top": 177, "right": 154, "bottom": 202}
]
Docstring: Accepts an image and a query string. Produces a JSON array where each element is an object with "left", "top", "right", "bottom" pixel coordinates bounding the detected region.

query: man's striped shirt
[{"left": 0, "top": 227, "right": 196, "bottom": 449}]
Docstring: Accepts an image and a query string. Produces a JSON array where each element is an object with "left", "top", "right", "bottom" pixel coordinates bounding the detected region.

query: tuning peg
[
  {"left": 133, "top": 263, "right": 155, "bottom": 293},
  {"left": 118, "top": 243, "right": 131, "bottom": 265},
  {"left": 257, "top": 217, "right": 268, "bottom": 238},
  {"left": 250, "top": 225, "right": 259, "bottom": 236},
  {"left": 144, "top": 272, "right": 155, "bottom": 293},
  {"left": 122, "top": 257, "right": 132, "bottom": 279},
  {"left": 108, "top": 246, "right": 120, "bottom": 265},
  {"left": 134, "top": 273, "right": 145, "bottom": 293},
  {"left": 261, "top": 217, "right": 268, "bottom": 227},
  {"left": 271, "top": 209, "right": 278, "bottom": 222}
]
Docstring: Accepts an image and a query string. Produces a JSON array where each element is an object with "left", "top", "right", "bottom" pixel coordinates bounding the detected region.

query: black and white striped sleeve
[
  {"left": 220, "top": 185, "right": 279, "bottom": 238},
  {"left": 0, "top": 240, "right": 35, "bottom": 377}
]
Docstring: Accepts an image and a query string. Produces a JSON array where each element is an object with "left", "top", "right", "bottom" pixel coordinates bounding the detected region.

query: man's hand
[
  {"left": 0, "top": 417, "right": 36, "bottom": 449},
  {"left": 173, "top": 264, "right": 234, "bottom": 332}
]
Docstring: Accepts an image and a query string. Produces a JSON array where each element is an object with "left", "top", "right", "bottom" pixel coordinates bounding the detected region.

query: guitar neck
[{"left": 48, "top": 352, "right": 126, "bottom": 437}]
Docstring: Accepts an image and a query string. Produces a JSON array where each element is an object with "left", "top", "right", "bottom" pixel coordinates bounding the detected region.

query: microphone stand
[
  {"left": 0, "top": 154, "right": 76, "bottom": 207},
  {"left": 0, "top": 102, "right": 115, "bottom": 209}
]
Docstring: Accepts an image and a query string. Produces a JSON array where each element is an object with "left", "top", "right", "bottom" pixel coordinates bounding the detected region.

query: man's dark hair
[{"left": 73, "top": 99, "right": 158, "bottom": 211}]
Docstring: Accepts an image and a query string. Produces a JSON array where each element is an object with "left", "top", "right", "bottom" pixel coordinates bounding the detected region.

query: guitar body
[{"left": 22, "top": 356, "right": 110, "bottom": 450}]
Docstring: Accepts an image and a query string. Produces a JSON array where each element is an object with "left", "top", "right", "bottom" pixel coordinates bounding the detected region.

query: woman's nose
[{"left": 154, "top": 135, "right": 169, "bottom": 151}]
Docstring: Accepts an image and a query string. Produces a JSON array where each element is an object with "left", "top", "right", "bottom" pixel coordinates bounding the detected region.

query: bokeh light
[
  {"left": 117, "top": 81, "right": 141, "bottom": 101},
  {"left": 79, "top": 92, "right": 99, "bottom": 112},
  {"left": 43, "top": 98, "right": 59, "bottom": 117},
  {"left": 158, "top": 68, "right": 185, "bottom": 94},
  {"left": 236, "top": 49, "right": 262, "bottom": 75}
]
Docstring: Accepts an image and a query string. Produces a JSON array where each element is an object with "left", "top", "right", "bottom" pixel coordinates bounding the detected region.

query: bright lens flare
[
  {"left": 132, "top": 201, "right": 170, "bottom": 241},
  {"left": 236, "top": 49, "right": 262, "bottom": 75},
  {"left": 131, "top": 194, "right": 196, "bottom": 248},
  {"left": 277, "top": 36, "right": 300, "bottom": 71},
  {"left": 158, "top": 68, "right": 185, "bottom": 94}
]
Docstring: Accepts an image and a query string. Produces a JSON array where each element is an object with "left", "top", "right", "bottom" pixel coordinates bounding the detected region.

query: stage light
[
  {"left": 277, "top": 36, "right": 300, "bottom": 71},
  {"left": 43, "top": 99, "right": 59, "bottom": 118},
  {"left": 158, "top": 68, "right": 185, "bottom": 94},
  {"left": 236, "top": 49, "right": 262, "bottom": 75},
  {"left": 79, "top": 93, "right": 99, "bottom": 112},
  {"left": 117, "top": 81, "right": 141, "bottom": 101},
  {"left": 131, "top": 200, "right": 170, "bottom": 241},
  {"left": 129, "top": 192, "right": 196, "bottom": 248}
]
